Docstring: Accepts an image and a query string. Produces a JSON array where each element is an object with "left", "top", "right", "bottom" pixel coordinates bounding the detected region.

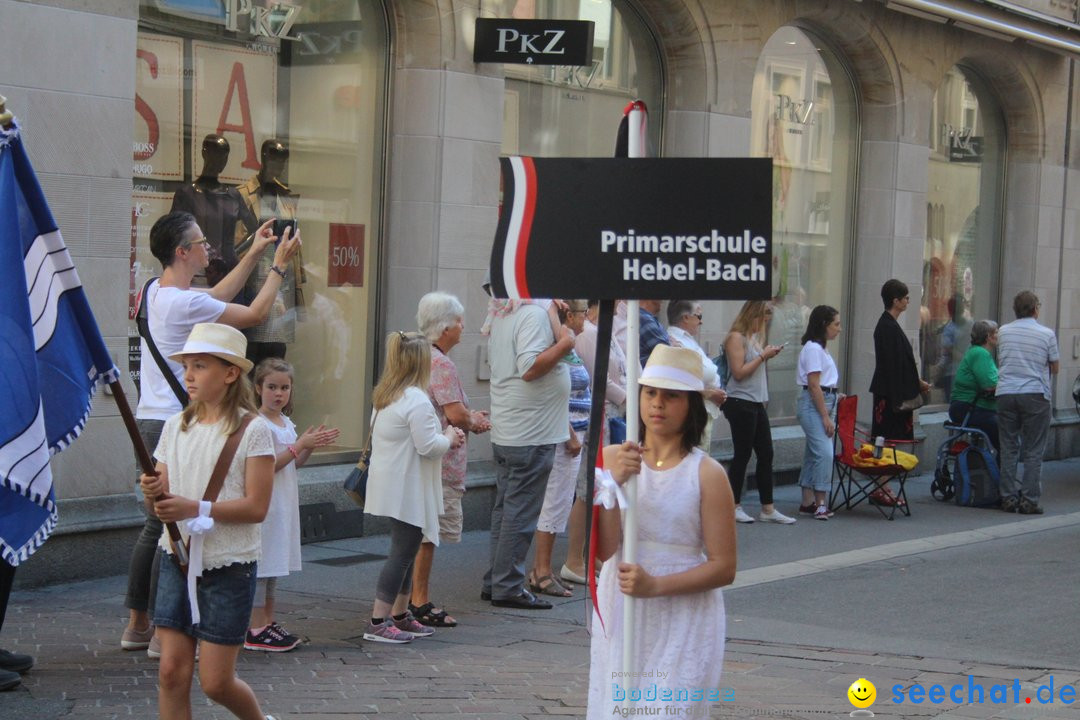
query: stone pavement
[{"left": 3, "top": 458, "right": 1080, "bottom": 718}]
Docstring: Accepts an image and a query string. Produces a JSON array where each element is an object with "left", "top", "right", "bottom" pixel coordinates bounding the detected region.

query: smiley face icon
[{"left": 847, "top": 678, "right": 876, "bottom": 709}]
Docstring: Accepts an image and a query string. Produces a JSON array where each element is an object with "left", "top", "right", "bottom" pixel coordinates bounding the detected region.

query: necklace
[{"left": 652, "top": 452, "right": 685, "bottom": 468}]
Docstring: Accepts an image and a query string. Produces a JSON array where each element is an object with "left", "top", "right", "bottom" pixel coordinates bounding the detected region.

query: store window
[
  {"left": 920, "top": 66, "right": 1004, "bottom": 406},
  {"left": 131, "top": 0, "right": 389, "bottom": 460},
  {"left": 750, "top": 26, "right": 858, "bottom": 419},
  {"left": 498, "top": 0, "right": 662, "bottom": 156}
]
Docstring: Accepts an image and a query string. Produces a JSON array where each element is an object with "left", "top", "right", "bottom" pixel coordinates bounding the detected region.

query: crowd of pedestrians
[{"left": 1, "top": 205, "right": 1062, "bottom": 718}]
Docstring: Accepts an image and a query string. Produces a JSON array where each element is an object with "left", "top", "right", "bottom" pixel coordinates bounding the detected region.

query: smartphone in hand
[{"left": 272, "top": 218, "right": 297, "bottom": 243}]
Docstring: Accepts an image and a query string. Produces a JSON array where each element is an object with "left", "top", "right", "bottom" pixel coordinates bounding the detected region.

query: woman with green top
[{"left": 947, "top": 319, "right": 999, "bottom": 453}]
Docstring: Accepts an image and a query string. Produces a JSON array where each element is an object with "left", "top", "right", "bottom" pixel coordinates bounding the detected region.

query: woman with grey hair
[
  {"left": 410, "top": 292, "right": 491, "bottom": 627},
  {"left": 947, "top": 319, "right": 1000, "bottom": 452}
]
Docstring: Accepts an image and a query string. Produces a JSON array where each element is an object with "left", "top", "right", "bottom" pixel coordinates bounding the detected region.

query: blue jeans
[
  {"left": 154, "top": 551, "right": 257, "bottom": 645},
  {"left": 797, "top": 389, "right": 837, "bottom": 492},
  {"left": 484, "top": 443, "right": 555, "bottom": 600},
  {"left": 997, "top": 393, "right": 1050, "bottom": 502}
]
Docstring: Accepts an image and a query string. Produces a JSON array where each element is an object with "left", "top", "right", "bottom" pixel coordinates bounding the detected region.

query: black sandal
[{"left": 409, "top": 602, "right": 458, "bottom": 627}]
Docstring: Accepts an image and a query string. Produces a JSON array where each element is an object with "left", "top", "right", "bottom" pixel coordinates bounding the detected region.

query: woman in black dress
[{"left": 869, "top": 280, "right": 930, "bottom": 504}]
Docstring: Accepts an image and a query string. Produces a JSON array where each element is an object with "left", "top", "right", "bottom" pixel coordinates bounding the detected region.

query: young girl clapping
[
  {"left": 140, "top": 323, "right": 278, "bottom": 720},
  {"left": 245, "top": 358, "right": 339, "bottom": 652}
]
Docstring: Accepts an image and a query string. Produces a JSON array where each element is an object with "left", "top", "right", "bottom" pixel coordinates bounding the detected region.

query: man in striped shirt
[{"left": 995, "top": 291, "right": 1059, "bottom": 515}]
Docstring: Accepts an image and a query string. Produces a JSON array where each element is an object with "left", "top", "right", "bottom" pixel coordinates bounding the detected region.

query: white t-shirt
[
  {"left": 154, "top": 413, "right": 274, "bottom": 570},
  {"left": 488, "top": 303, "right": 570, "bottom": 446},
  {"left": 797, "top": 341, "right": 839, "bottom": 388},
  {"left": 136, "top": 281, "right": 227, "bottom": 420}
]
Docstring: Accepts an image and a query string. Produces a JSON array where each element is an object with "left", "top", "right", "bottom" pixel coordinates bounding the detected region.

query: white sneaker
[
  {"left": 734, "top": 506, "right": 755, "bottom": 523},
  {"left": 758, "top": 508, "right": 796, "bottom": 524}
]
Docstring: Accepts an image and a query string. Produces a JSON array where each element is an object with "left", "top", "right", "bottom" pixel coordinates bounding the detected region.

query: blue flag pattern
[{"left": 0, "top": 120, "right": 119, "bottom": 566}]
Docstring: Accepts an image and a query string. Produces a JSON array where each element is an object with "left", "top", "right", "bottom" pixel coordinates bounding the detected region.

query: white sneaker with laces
[
  {"left": 758, "top": 508, "right": 796, "bottom": 524},
  {"left": 734, "top": 506, "right": 755, "bottom": 523}
]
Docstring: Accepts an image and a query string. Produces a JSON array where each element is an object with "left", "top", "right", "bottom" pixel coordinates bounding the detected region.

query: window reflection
[
  {"left": 750, "top": 27, "right": 856, "bottom": 419},
  {"left": 920, "top": 67, "right": 1003, "bottom": 406}
]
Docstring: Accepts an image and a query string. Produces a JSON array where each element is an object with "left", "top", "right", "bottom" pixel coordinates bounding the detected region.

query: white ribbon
[
  {"left": 593, "top": 469, "right": 627, "bottom": 510},
  {"left": 184, "top": 500, "right": 215, "bottom": 625}
]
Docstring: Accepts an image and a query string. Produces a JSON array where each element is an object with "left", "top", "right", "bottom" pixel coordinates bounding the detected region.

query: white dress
[
  {"left": 587, "top": 448, "right": 726, "bottom": 718},
  {"left": 258, "top": 414, "right": 302, "bottom": 577}
]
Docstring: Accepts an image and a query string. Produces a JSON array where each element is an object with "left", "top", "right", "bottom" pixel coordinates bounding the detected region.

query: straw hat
[
  {"left": 639, "top": 345, "right": 704, "bottom": 392},
  {"left": 169, "top": 323, "right": 253, "bottom": 373}
]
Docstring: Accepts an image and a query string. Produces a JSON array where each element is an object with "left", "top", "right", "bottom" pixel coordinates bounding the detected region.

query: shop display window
[
  {"left": 749, "top": 27, "right": 858, "bottom": 420},
  {"left": 131, "top": 0, "right": 389, "bottom": 461},
  {"left": 920, "top": 66, "right": 1004, "bottom": 407},
  {"left": 497, "top": 0, "right": 662, "bottom": 156}
]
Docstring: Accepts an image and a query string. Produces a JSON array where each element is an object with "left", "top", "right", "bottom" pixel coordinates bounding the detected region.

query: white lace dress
[{"left": 587, "top": 448, "right": 727, "bottom": 719}]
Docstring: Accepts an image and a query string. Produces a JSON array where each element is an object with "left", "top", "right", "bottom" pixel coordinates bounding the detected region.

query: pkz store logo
[
  {"left": 224, "top": 0, "right": 301, "bottom": 41},
  {"left": 474, "top": 19, "right": 595, "bottom": 66}
]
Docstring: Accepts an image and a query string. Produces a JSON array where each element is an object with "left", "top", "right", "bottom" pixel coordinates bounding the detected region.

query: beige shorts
[{"left": 438, "top": 485, "right": 465, "bottom": 544}]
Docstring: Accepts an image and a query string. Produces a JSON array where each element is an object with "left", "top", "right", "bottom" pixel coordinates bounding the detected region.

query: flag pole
[
  {"left": 109, "top": 380, "right": 189, "bottom": 567},
  {"left": 622, "top": 100, "right": 647, "bottom": 687}
]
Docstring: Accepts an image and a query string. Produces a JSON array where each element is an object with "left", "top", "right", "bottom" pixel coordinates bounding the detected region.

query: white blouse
[{"left": 364, "top": 386, "right": 451, "bottom": 545}]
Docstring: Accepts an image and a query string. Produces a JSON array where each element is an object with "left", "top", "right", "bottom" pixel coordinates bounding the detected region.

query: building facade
[{"left": 3, "top": 0, "right": 1079, "bottom": 582}]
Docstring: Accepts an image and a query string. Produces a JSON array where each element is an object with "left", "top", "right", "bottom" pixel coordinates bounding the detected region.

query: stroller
[{"left": 931, "top": 414, "right": 999, "bottom": 505}]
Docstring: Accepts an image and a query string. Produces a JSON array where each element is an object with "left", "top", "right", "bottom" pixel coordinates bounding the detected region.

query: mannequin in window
[
  {"left": 234, "top": 138, "right": 306, "bottom": 366},
  {"left": 170, "top": 134, "right": 258, "bottom": 287}
]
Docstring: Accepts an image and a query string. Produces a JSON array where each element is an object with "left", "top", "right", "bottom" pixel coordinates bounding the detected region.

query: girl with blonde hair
[{"left": 362, "top": 332, "right": 465, "bottom": 643}]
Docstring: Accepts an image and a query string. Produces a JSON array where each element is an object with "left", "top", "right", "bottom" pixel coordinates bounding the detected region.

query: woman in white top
[
  {"left": 667, "top": 300, "right": 728, "bottom": 450},
  {"left": 721, "top": 301, "right": 794, "bottom": 524},
  {"left": 796, "top": 306, "right": 842, "bottom": 520},
  {"left": 363, "top": 332, "right": 465, "bottom": 644}
]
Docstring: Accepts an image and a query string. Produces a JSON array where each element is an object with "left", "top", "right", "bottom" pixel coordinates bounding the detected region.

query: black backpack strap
[{"left": 137, "top": 277, "right": 190, "bottom": 407}]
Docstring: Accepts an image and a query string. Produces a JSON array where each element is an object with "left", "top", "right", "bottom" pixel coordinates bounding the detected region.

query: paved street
[{"left": 3, "top": 458, "right": 1080, "bottom": 719}]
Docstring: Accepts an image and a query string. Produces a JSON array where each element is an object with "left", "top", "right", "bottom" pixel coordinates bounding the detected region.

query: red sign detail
[{"left": 328, "top": 224, "right": 365, "bottom": 287}]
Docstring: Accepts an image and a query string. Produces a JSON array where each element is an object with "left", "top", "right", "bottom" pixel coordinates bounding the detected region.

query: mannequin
[
  {"left": 171, "top": 134, "right": 257, "bottom": 286},
  {"left": 235, "top": 139, "right": 306, "bottom": 365}
]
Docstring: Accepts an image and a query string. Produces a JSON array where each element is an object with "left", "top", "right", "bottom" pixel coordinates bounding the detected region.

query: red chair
[{"left": 830, "top": 395, "right": 919, "bottom": 520}]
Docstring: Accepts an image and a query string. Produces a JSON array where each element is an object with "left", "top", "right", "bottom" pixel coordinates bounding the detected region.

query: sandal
[
  {"left": 408, "top": 602, "right": 458, "bottom": 628},
  {"left": 528, "top": 572, "right": 573, "bottom": 598}
]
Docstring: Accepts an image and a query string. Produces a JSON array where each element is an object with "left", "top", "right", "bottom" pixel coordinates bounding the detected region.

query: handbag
[
  {"left": 170, "top": 414, "right": 254, "bottom": 575},
  {"left": 344, "top": 411, "right": 377, "bottom": 507},
  {"left": 895, "top": 392, "right": 927, "bottom": 412}
]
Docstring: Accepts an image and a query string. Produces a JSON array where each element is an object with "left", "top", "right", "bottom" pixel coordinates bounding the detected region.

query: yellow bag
[{"left": 854, "top": 443, "right": 918, "bottom": 471}]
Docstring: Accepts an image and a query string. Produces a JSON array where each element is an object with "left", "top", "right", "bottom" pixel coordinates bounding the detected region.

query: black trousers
[
  {"left": 721, "top": 397, "right": 774, "bottom": 505},
  {"left": 0, "top": 560, "right": 14, "bottom": 633}
]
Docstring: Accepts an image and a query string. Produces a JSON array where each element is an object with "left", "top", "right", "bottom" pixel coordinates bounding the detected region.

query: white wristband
[{"left": 199, "top": 500, "right": 212, "bottom": 518}]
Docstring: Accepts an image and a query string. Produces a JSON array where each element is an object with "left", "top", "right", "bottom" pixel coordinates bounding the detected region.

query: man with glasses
[
  {"left": 121, "top": 211, "right": 300, "bottom": 656},
  {"left": 995, "top": 291, "right": 1059, "bottom": 514},
  {"left": 667, "top": 300, "right": 727, "bottom": 451}
]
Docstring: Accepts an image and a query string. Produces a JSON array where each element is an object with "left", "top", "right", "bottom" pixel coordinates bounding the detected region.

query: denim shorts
[{"left": 153, "top": 550, "right": 256, "bottom": 645}]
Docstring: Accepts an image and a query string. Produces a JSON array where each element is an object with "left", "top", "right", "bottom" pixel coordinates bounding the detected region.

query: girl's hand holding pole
[
  {"left": 618, "top": 562, "right": 659, "bottom": 598},
  {"left": 140, "top": 472, "right": 166, "bottom": 501},
  {"left": 611, "top": 441, "right": 643, "bottom": 485},
  {"left": 154, "top": 495, "right": 199, "bottom": 523}
]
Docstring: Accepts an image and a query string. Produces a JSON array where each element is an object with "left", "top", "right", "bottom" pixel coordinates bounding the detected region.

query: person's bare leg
[
  {"left": 157, "top": 628, "right": 196, "bottom": 720},
  {"left": 198, "top": 641, "right": 266, "bottom": 720},
  {"left": 563, "top": 498, "right": 587, "bottom": 575},
  {"left": 410, "top": 543, "right": 434, "bottom": 608},
  {"left": 529, "top": 531, "right": 570, "bottom": 595},
  {"left": 391, "top": 592, "right": 410, "bottom": 618}
]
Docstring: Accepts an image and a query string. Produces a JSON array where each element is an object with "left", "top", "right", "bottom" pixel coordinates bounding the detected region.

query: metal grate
[{"left": 299, "top": 503, "right": 365, "bottom": 544}]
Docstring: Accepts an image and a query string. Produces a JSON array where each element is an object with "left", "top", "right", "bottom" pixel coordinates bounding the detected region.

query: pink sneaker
[
  {"left": 363, "top": 619, "right": 413, "bottom": 644},
  {"left": 393, "top": 612, "right": 434, "bottom": 638}
]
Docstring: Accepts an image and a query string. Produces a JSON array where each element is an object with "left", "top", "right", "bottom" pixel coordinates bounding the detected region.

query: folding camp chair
[{"left": 829, "top": 395, "right": 919, "bottom": 520}]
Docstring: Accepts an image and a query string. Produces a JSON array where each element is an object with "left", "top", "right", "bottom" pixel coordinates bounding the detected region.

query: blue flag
[{"left": 0, "top": 120, "right": 118, "bottom": 566}]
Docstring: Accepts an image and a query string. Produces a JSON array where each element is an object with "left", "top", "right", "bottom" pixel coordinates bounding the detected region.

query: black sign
[
  {"left": 474, "top": 19, "right": 594, "bottom": 66},
  {"left": 949, "top": 135, "right": 983, "bottom": 163},
  {"left": 489, "top": 157, "right": 772, "bottom": 300}
]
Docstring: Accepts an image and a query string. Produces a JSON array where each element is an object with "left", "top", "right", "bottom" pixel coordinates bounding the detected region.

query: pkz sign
[{"left": 474, "top": 19, "right": 594, "bottom": 65}]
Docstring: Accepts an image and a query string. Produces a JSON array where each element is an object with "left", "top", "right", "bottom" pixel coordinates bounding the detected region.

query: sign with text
[
  {"left": 328, "top": 223, "right": 365, "bottom": 287},
  {"left": 489, "top": 157, "right": 772, "bottom": 300},
  {"left": 190, "top": 41, "right": 277, "bottom": 183},
  {"left": 134, "top": 33, "right": 184, "bottom": 181},
  {"left": 474, "top": 19, "right": 594, "bottom": 65}
]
